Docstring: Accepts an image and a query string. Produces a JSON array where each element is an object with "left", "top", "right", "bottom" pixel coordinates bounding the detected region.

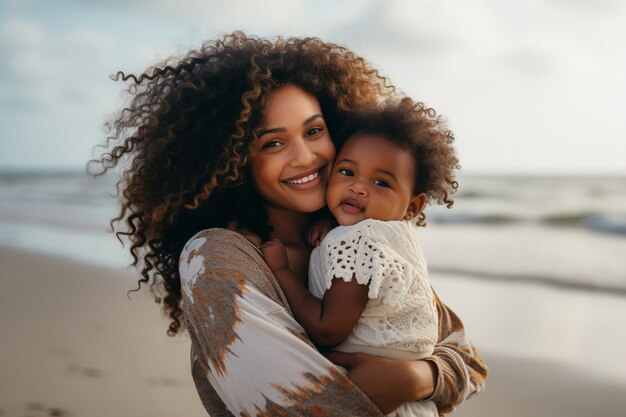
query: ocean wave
[
  {"left": 430, "top": 211, "right": 626, "bottom": 236},
  {"left": 430, "top": 266, "right": 626, "bottom": 297},
  {"left": 539, "top": 212, "right": 626, "bottom": 235},
  {"left": 430, "top": 212, "right": 521, "bottom": 225},
  {"left": 584, "top": 214, "right": 626, "bottom": 235}
]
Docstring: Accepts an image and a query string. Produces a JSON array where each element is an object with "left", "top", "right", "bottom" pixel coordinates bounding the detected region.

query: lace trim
[{"left": 323, "top": 232, "right": 413, "bottom": 306}]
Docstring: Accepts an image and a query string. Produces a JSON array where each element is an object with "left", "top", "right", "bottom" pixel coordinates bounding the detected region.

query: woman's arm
[
  {"left": 180, "top": 229, "right": 383, "bottom": 417},
  {"left": 261, "top": 238, "right": 369, "bottom": 348},
  {"left": 423, "top": 290, "right": 489, "bottom": 414},
  {"left": 324, "top": 350, "right": 437, "bottom": 414},
  {"left": 325, "top": 290, "right": 489, "bottom": 415}
]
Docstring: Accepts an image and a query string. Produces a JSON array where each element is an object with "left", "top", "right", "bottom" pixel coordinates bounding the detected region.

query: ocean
[
  {"left": 0, "top": 171, "right": 130, "bottom": 268},
  {"left": 1, "top": 171, "right": 626, "bottom": 385},
  {"left": 1, "top": 171, "right": 624, "bottom": 288}
]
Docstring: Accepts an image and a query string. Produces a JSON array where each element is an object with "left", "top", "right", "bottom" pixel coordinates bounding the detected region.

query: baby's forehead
[{"left": 338, "top": 133, "right": 411, "bottom": 159}]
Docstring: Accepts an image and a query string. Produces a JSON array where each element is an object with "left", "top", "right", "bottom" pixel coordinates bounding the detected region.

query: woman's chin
[{"left": 292, "top": 194, "right": 326, "bottom": 213}]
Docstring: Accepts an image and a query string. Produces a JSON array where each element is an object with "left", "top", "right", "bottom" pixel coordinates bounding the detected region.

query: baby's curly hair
[
  {"left": 88, "top": 31, "right": 395, "bottom": 335},
  {"left": 337, "top": 98, "right": 460, "bottom": 226}
]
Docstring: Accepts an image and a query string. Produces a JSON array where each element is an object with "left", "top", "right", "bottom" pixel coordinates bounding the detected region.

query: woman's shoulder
[
  {"left": 181, "top": 227, "right": 262, "bottom": 263},
  {"left": 186, "top": 226, "right": 243, "bottom": 242},
  {"left": 180, "top": 227, "right": 286, "bottom": 309},
  {"left": 179, "top": 228, "right": 267, "bottom": 287}
]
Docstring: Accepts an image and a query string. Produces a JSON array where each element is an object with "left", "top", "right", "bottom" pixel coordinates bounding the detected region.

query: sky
[{"left": 0, "top": 0, "right": 625, "bottom": 175}]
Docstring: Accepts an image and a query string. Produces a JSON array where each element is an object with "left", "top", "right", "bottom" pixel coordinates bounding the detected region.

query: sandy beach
[
  {"left": 0, "top": 246, "right": 207, "bottom": 417},
  {"left": 2, "top": 245, "right": 626, "bottom": 417}
]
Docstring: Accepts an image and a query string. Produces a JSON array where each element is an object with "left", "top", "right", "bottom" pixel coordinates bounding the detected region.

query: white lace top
[{"left": 309, "top": 219, "right": 438, "bottom": 360}]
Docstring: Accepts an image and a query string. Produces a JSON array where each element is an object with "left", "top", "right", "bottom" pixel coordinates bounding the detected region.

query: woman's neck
[{"left": 266, "top": 206, "right": 312, "bottom": 247}]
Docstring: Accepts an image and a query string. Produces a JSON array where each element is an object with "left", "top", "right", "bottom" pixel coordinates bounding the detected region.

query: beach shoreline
[{"left": 2, "top": 246, "right": 626, "bottom": 417}]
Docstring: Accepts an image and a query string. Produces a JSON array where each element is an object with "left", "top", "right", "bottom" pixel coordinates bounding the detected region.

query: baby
[{"left": 262, "top": 99, "right": 459, "bottom": 417}]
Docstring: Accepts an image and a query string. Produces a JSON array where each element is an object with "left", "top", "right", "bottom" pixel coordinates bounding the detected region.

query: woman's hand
[{"left": 324, "top": 351, "right": 437, "bottom": 414}]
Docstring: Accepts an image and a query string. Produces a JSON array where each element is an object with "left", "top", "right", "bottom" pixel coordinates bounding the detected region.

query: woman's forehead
[{"left": 262, "top": 84, "right": 322, "bottom": 124}]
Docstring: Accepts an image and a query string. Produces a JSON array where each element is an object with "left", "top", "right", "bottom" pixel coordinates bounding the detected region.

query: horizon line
[{"left": 0, "top": 167, "right": 625, "bottom": 179}]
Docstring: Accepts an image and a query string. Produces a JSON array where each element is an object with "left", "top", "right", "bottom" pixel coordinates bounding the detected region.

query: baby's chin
[{"left": 332, "top": 213, "right": 363, "bottom": 227}]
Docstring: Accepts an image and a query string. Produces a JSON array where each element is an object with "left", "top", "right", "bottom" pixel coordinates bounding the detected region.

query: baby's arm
[{"left": 261, "top": 239, "right": 368, "bottom": 349}]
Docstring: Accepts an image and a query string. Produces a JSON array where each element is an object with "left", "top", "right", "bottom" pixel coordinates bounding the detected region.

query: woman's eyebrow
[
  {"left": 303, "top": 113, "right": 323, "bottom": 125},
  {"left": 257, "top": 113, "right": 323, "bottom": 138},
  {"left": 257, "top": 127, "right": 286, "bottom": 138}
]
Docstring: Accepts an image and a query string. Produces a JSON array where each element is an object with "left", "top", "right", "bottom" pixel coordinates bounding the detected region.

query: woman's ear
[{"left": 403, "top": 193, "right": 427, "bottom": 220}]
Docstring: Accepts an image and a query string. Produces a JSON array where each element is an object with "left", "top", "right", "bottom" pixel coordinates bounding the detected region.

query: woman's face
[{"left": 249, "top": 84, "right": 336, "bottom": 213}]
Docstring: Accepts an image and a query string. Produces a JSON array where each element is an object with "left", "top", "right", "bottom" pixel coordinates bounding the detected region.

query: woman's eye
[
  {"left": 306, "top": 127, "right": 323, "bottom": 137},
  {"left": 338, "top": 168, "right": 353, "bottom": 176},
  {"left": 261, "top": 139, "right": 282, "bottom": 149},
  {"left": 373, "top": 179, "right": 390, "bottom": 188}
]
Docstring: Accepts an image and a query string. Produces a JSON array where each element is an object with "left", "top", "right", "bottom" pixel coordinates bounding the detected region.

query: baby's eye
[
  {"left": 373, "top": 179, "right": 390, "bottom": 188},
  {"left": 261, "top": 139, "right": 282, "bottom": 149},
  {"left": 338, "top": 168, "right": 354, "bottom": 176}
]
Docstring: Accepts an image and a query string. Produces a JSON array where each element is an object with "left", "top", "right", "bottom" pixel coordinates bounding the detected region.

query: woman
[{"left": 92, "top": 32, "right": 487, "bottom": 416}]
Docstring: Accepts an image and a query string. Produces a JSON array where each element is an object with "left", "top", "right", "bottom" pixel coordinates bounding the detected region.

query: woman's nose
[{"left": 289, "top": 137, "right": 316, "bottom": 167}]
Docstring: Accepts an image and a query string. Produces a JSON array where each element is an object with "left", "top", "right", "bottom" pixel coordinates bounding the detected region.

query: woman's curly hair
[
  {"left": 88, "top": 31, "right": 395, "bottom": 335},
  {"left": 336, "top": 98, "right": 460, "bottom": 226}
]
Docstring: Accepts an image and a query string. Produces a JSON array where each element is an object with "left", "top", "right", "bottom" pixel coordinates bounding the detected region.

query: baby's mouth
[{"left": 340, "top": 198, "right": 364, "bottom": 212}]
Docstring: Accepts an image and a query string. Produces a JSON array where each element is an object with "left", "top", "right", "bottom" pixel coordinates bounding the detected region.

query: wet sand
[{"left": 1, "top": 246, "right": 625, "bottom": 417}]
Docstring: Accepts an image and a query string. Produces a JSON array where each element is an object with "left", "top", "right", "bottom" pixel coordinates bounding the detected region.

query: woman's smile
[{"left": 282, "top": 168, "right": 322, "bottom": 187}]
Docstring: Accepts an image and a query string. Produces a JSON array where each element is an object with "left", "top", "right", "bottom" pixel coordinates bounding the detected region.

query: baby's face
[{"left": 326, "top": 133, "right": 420, "bottom": 226}]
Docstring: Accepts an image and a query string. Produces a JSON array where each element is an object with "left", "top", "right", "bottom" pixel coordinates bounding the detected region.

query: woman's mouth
[
  {"left": 283, "top": 170, "right": 320, "bottom": 185},
  {"left": 282, "top": 169, "right": 323, "bottom": 190}
]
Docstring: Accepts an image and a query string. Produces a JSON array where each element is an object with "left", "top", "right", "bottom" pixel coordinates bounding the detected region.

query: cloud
[
  {"left": 326, "top": 0, "right": 498, "bottom": 57},
  {"left": 0, "top": 18, "right": 116, "bottom": 110},
  {"left": 553, "top": 0, "right": 625, "bottom": 14},
  {"left": 11, "top": 0, "right": 309, "bottom": 29},
  {"left": 1, "top": 1, "right": 625, "bottom": 173},
  {"left": 316, "top": 1, "right": 626, "bottom": 174},
  {"left": 494, "top": 44, "right": 557, "bottom": 77},
  {"left": 0, "top": 18, "right": 121, "bottom": 169}
]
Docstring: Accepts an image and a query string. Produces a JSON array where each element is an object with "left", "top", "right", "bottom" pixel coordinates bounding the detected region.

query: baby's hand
[
  {"left": 307, "top": 218, "right": 335, "bottom": 247},
  {"left": 261, "top": 239, "right": 289, "bottom": 272}
]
